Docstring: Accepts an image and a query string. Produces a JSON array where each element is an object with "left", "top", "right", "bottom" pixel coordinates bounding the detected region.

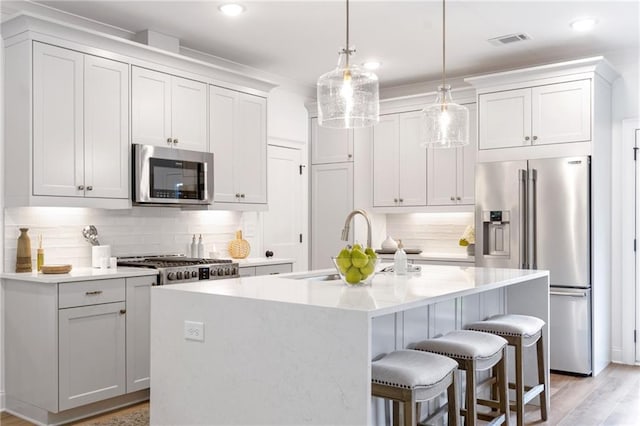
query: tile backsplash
[
  {"left": 4, "top": 207, "right": 260, "bottom": 272},
  {"left": 385, "top": 212, "right": 474, "bottom": 255}
]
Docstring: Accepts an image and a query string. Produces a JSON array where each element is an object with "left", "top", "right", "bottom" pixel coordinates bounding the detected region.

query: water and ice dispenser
[{"left": 481, "top": 210, "right": 510, "bottom": 258}]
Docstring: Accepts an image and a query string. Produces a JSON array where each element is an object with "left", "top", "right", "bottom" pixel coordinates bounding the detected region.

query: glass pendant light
[
  {"left": 317, "top": 0, "right": 379, "bottom": 129},
  {"left": 422, "top": 0, "right": 469, "bottom": 148}
]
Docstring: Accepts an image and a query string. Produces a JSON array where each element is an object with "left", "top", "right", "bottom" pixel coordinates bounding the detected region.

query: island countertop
[{"left": 156, "top": 264, "right": 548, "bottom": 318}]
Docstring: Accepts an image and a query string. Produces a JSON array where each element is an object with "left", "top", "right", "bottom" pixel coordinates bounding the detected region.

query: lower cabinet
[
  {"left": 125, "top": 276, "right": 153, "bottom": 392},
  {"left": 239, "top": 263, "right": 293, "bottom": 277}
]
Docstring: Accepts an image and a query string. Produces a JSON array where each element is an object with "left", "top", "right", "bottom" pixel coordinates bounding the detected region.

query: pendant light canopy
[
  {"left": 317, "top": 0, "right": 379, "bottom": 129},
  {"left": 422, "top": 0, "right": 469, "bottom": 148}
]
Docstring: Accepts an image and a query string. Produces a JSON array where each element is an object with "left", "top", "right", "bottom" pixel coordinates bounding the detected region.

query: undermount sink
[{"left": 285, "top": 270, "right": 341, "bottom": 282}]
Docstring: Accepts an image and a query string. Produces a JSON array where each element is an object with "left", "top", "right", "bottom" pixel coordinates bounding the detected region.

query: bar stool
[
  {"left": 371, "top": 350, "right": 460, "bottom": 426},
  {"left": 413, "top": 330, "right": 510, "bottom": 426},
  {"left": 466, "top": 314, "right": 548, "bottom": 426}
]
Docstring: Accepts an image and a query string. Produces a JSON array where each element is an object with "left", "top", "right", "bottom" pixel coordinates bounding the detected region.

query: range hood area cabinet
[
  {"left": 5, "top": 41, "right": 130, "bottom": 208},
  {"left": 209, "top": 85, "right": 268, "bottom": 208},
  {"left": 131, "top": 66, "right": 208, "bottom": 152}
]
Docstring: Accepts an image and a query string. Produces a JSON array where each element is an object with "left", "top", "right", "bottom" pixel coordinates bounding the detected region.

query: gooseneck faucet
[{"left": 341, "top": 209, "right": 372, "bottom": 249}]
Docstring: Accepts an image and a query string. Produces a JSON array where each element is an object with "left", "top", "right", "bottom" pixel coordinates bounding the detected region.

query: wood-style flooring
[{"left": 2, "top": 363, "right": 639, "bottom": 425}]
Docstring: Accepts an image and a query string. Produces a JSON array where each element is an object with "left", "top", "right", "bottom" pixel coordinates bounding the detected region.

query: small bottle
[
  {"left": 197, "top": 234, "right": 205, "bottom": 258},
  {"left": 37, "top": 234, "right": 45, "bottom": 272},
  {"left": 394, "top": 240, "right": 407, "bottom": 275},
  {"left": 190, "top": 234, "right": 197, "bottom": 258}
]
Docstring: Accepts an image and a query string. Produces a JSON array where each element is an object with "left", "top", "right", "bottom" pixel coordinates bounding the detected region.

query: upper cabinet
[
  {"left": 131, "top": 66, "right": 207, "bottom": 152},
  {"left": 427, "top": 103, "right": 477, "bottom": 205},
  {"left": 372, "top": 111, "right": 427, "bottom": 208},
  {"left": 311, "top": 118, "right": 354, "bottom": 164},
  {"left": 31, "top": 42, "right": 129, "bottom": 201},
  {"left": 210, "top": 85, "right": 267, "bottom": 206},
  {"left": 478, "top": 79, "right": 591, "bottom": 150}
]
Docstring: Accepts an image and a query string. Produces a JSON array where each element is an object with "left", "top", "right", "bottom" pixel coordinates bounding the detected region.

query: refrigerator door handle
[
  {"left": 519, "top": 169, "right": 528, "bottom": 269},
  {"left": 550, "top": 290, "right": 588, "bottom": 297},
  {"left": 528, "top": 168, "right": 538, "bottom": 269}
]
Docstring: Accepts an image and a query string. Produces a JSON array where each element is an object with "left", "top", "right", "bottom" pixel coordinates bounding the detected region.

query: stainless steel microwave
[{"left": 132, "top": 144, "right": 213, "bottom": 206}]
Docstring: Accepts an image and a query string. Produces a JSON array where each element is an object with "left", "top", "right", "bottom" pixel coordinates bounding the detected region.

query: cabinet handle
[
  {"left": 167, "top": 137, "right": 173, "bottom": 145},
  {"left": 120, "top": 309, "right": 127, "bottom": 315},
  {"left": 533, "top": 136, "right": 538, "bottom": 141},
  {"left": 525, "top": 136, "right": 530, "bottom": 141},
  {"left": 85, "top": 290, "right": 103, "bottom": 295},
  {"left": 78, "top": 185, "right": 85, "bottom": 190},
  {"left": 173, "top": 138, "right": 179, "bottom": 144},
  {"left": 86, "top": 186, "right": 93, "bottom": 191}
]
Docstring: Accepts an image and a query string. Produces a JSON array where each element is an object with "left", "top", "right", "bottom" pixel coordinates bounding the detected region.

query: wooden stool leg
[
  {"left": 465, "top": 361, "right": 477, "bottom": 426},
  {"left": 498, "top": 347, "right": 511, "bottom": 426},
  {"left": 515, "top": 341, "right": 525, "bottom": 426},
  {"left": 393, "top": 401, "right": 400, "bottom": 426},
  {"left": 536, "top": 336, "right": 549, "bottom": 421},
  {"left": 448, "top": 371, "right": 460, "bottom": 426},
  {"left": 403, "top": 391, "right": 416, "bottom": 426}
]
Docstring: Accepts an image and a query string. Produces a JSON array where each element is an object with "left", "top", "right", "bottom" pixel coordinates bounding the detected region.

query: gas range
[{"left": 117, "top": 255, "right": 239, "bottom": 285}]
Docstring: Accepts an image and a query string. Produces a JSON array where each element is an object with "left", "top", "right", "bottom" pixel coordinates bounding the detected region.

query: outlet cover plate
[{"left": 184, "top": 320, "right": 204, "bottom": 342}]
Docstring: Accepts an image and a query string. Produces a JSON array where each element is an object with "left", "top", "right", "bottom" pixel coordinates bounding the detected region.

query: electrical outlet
[{"left": 184, "top": 321, "right": 204, "bottom": 342}]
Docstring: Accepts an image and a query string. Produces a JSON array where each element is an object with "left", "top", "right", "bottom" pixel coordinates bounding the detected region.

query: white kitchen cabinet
[
  {"left": 373, "top": 111, "right": 426, "bottom": 207},
  {"left": 478, "top": 79, "right": 590, "bottom": 150},
  {"left": 239, "top": 263, "right": 294, "bottom": 277},
  {"left": 311, "top": 162, "right": 353, "bottom": 269},
  {"left": 311, "top": 117, "right": 354, "bottom": 164},
  {"left": 132, "top": 66, "right": 208, "bottom": 152},
  {"left": 210, "top": 85, "right": 267, "bottom": 205},
  {"left": 427, "top": 103, "right": 477, "bottom": 205},
  {"left": 32, "top": 43, "right": 129, "bottom": 200},
  {"left": 125, "top": 276, "right": 153, "bottom": 393}
]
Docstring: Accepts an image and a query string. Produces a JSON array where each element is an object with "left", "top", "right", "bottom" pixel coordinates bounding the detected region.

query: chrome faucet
[{"left": 341, "top": 209, "right": 372, "bottom": 249}]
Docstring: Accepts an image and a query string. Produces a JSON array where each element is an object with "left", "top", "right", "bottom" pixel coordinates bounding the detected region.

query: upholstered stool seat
[
  {"left": 371, "top": 350, "right": 460, "bottom": 426},
  {"left": 466, "top": 315, "right": 548, "bottom": 426},
  {"left": 414, "top": 330, "right": 510, "bottom": 426}
]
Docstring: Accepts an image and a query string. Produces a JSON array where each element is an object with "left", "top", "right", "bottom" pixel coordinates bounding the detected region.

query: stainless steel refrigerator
[{"left": 475, "top": 156, "right": 591, "bottom": 375}]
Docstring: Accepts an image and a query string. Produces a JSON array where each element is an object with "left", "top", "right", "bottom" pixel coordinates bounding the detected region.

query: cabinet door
[
  {"left": 171, "top": 76, "right": 208, "bottom": 151},
  {"left": 457, "top": 103, "right": 477, "bottom": 205},
  {"left": 398, "top": 111, "right": 427, "bottom": 206},
  {"left": 131, "top": 67, "right": 172, "bottom": 147},
  {"left": 478, "top": 88, "right": 531, "bottom": 150},
  {"left": 311, "top": 118, "right": 353, "bottom": 164},
  {"left": 210, "top": 85, "right": 237, "bottom": 203},
  {"left": 427, "top": 145, "right": 457, "bottom": 206},
  {"left": 235, "top": 93, "right": 267, "bottom": 203},
  {"left": 126, "top": 276, "right": 153, "bottom": 393},
  {"left": 84, "top": 55, "right": 129, "bottom": 199},
  {"left": 58, "top": 302, "right": 126, "bottom": 411},
  {"left": 32, "top": 42, "right": 84, "bottom": 197},
  {"left": 311, "top": 163, "right": 353, "bottom": 269},
  {"left": 372, "top": 115, "right": 399, "bottom": 207},
  {"left": 532, "top": 79, "right": 591, "bottom": 145}
]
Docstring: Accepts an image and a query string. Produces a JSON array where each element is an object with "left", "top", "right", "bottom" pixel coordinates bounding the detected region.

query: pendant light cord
[
  {"left": 345, "top": 0, "right": 350, "bottom": 67},
  {"left": 442, "top": 0, "right": 446, "bottom": 90}
]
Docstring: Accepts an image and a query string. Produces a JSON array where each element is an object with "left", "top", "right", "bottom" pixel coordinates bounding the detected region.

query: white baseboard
[{"left": 611, "top": 347, "right": 623, "bottom": 364}]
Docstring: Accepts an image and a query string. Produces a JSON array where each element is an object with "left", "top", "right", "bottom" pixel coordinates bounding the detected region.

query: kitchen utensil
[
  {"left": 82, "top": 225, "right": 100, "bottom": 246},
  {"left": 228, "top": 230, "right": 250, "bottom": 259},
  {"left": 92, "top": 245, "right": 111, "bottom": 268},
  {"left": 41, "top": 264, "right": 72, "bottom": 274},
  {"left": 16, "top": 228, "right": 33, "bottom": 272}
]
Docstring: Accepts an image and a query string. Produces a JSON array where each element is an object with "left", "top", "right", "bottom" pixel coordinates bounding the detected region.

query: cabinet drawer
[
  {"left": 59, "top": 279, "right": 126, "bottom": 309},
  {"left": 255, "top": 264, "right": 293, "bottom": 276}
]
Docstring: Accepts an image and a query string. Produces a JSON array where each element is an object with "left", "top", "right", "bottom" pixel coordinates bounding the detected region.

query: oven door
[{"left": 133, "top": 144, "right": 213, "bottom": 205}]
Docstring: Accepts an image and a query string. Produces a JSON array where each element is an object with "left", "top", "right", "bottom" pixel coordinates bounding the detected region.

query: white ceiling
[{"left": 3, "top": 1, "right": 639, "bottom": 91}]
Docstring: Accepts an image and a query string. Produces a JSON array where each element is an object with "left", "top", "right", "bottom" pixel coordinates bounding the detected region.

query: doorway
[{"left": 262, "top": 143, "right": 307, "bottom": 271}]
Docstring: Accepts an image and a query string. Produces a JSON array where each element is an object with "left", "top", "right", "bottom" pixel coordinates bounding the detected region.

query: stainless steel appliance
[
  {"left": 118, "top": 255, "right": 239, "bottom": 285},
  {"left": 133, "top": 144, "right": 214, "bottom": 206},
  {"left": 475, "top": 156, "right": 591, "bottom": 375}
]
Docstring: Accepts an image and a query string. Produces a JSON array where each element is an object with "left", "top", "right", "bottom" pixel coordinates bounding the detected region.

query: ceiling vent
[{"left": 488, "top": 33, "right": 532, "bottom": 46}]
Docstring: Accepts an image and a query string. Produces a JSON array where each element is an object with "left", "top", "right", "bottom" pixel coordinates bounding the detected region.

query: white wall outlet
[{"left": 184, "top": 321, "right": 204, "bottom": 342}]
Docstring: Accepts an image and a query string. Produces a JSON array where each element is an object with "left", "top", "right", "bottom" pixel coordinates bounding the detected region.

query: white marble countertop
[
  {"left": 376, "top": 252, "right": 475, "bottom": 262},
  {"left": 0, "top": 266, "right": 158, "bottom": 283},
  {"left": 230, "top": 257, "right": 296, "bottom": 267},
  {"left": 157, "top": 264, "right": 548, "bottom": 318}
]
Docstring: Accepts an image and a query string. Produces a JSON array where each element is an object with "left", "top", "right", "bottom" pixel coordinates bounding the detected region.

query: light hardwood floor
[{"left": 2, "top": 363, "right": 640, "bottom": 425}]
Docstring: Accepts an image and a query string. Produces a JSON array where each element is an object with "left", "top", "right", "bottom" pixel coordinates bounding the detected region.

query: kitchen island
[{"left": 150, "top": 264, "right": 549, "bottom": 425}]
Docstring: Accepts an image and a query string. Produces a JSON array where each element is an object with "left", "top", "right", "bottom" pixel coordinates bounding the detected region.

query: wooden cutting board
[{"left": 41, "top": 264, "right": 72, "bottom": 274}]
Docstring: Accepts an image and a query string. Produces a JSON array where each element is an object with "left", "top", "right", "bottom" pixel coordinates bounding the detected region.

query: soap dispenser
[
  {"left": 394, "top": 240, "right": 407, "bottom": 275},
  {"left": 190, "top": 234, "right": 197, "bottom": 258},
  {"left": 197, "top": 234, "right": 205, "bottom": 258}
]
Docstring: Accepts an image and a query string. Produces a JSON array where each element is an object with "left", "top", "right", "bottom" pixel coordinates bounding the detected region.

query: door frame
[{"left": 620, "top": 118, "right": 640, "bottom": 364}]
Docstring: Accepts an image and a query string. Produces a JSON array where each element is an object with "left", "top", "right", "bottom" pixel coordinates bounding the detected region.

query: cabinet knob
[
  {"left": 235, "top": 193, "right": 241, "bottom": 198},
  {"left": 120, "top": 309, "right": 127, "bottom": 315},
  {"left": 173, "top": 138, "right": 179, "bottom": 144},
  {"left": 86, "top": 186, "right": 93, "bottom": 191},
  {"left": 394, "top": 198, "right": 398, "bottom": 203},
  {"left": 348, "top": 154, "right": 353, "bottom": 159},
  {"left": 456, "top": 196, "right": 461, "bottom": 201},
  {"left": 450, "top": 196, "right": 455, "bottom": 201},
  {"left": 525, "top": 136, "right": 530, "bottom": 141},
  {"left": 77, "top": 185, "right": 85, "bottom": 190},
  {"left": 240, "top": 193, "right": 245, "bottom": 199},
  {"left": 399, "top": 198, "right": 404, "bottom": 203},
  {"left": 167, "top": 137, "right": 173, "bottom": 145},
  {"left": 533, "top": 136, "right": 538, "bottom": 141}
]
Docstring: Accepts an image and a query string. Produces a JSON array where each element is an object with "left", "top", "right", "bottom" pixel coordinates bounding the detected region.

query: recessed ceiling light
[
  {"left": 363, "top": 61, "right": 381, "bottom": 70},
  {"left": 219, "top": 3, "right": 245, "bottom": 17},
  {"left": 571, "top": 18, "right": 597, "bottom": 32}
]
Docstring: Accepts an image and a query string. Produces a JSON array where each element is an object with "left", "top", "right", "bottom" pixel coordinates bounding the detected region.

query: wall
[
  {"left": 0, "top": 31, "right": 5, "bottom": 411},
  {"left": 609, "top": 47, "right": 640, "bottom": 363}
]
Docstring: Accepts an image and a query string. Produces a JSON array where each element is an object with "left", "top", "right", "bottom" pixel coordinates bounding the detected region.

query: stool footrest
[
  {"left": 418, "top": 402, "right": 449, "bottom": 426},
  {"left": 477, "top": 398, "right": 501, "bottom": 409},
  {"left": 479, "top": 412, "right": 507, "bottom": 426}
]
